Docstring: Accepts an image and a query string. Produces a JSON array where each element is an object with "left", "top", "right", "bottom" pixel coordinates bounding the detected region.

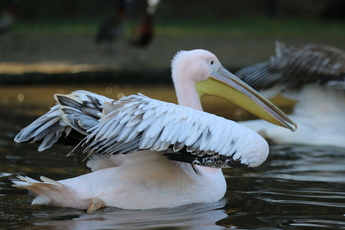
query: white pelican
[
  {"left": 236, "top": 41, "right": 345, "bottom": 147},
  {"left": 13, "top": 49, "right": 295, "bottom": 213}
]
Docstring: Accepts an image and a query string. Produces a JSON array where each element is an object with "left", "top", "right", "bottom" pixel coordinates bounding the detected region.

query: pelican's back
[{"left": 236, "top": 42, "right": 345, "bottom": 92}]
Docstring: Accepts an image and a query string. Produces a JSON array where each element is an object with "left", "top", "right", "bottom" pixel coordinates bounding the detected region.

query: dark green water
[{"left": 0, "top": 85, "right": 344, "bottom": 229}]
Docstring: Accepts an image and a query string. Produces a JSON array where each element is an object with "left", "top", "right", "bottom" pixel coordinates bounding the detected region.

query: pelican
[
  {"left": 13, "top": 49, "right": 295, "bottom": 213},
  {"left": 236, "top": 41, "right": 345, "bottom": 147}
]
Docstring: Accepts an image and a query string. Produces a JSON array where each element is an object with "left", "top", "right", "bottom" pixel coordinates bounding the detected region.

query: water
[{"left": 0, "top": 85, "right": 344, "bottom": 229}]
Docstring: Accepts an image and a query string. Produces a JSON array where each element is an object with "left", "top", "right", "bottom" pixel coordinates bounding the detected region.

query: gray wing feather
[
  {"left": 14, "top": 90, "right": 113, "bottom": 151},
  {"left": 75, "top": 94, "right": 264, "bottom": 168},
  {"left": 236, "top": 41, "right": 345, "bottom": 91},
  {"left": 15, "top": 92, "right": 267, "bottom": 168},
  {"left": 235, "top": 62, "right": 284, "bottom": 91}
]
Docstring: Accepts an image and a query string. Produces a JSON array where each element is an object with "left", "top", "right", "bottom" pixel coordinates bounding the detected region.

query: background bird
[
  {"left": 13, "top": 49, "right": 295, "bottom": 213},
  {"left": 95, "top": 0, "right": 160, "bottom": 55},
  {"left": 95, "top": 0, "right": 128, "bottom": 54},
  {"left": 128, "top": 0, "right": 160, "bottom": 48},
  {"left": 236, "top": 41, "right": 345, "bottom": 147},
  {"left": 0, "top": 0, "right": 16, "bottom": 36}
]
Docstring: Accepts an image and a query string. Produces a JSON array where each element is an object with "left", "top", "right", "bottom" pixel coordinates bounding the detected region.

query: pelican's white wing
[
  {"left": 14, "top": 90, "right": 113, "bottom": 151},
  {"left": 76, "top": 94, "right": 268, "bottom": 168}
]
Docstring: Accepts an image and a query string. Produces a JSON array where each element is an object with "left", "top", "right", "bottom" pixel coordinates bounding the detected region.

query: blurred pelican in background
[{"left": 236, "top": 41, "right": 345, "bottom": 147}]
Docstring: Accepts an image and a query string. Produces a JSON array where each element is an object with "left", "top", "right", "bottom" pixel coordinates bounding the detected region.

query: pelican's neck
[
  {"left": 173, "top": 77, "right": 203, "bottom": 111},
  {"left": 176, "top": 88, "right": 203, "bottom": 111}
]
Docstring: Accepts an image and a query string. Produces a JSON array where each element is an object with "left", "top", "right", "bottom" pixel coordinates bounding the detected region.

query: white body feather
[{"left": 14, "top": 151, "right": 226, "bottom": 210}]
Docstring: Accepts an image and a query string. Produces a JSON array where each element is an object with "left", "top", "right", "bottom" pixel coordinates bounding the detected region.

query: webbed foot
[{"left": 87, "top": 198, "right": 106, "bottom": 213}]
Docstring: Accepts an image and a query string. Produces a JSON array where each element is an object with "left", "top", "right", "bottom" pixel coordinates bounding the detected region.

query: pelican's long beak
[{"left": 196, "top": 65, "right": 297, "bottom": 131}]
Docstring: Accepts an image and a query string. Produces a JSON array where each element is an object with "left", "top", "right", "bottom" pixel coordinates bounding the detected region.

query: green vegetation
[
  {"left": 156, "top": 18, "right": 345, "bottom": 38},
  {"left": 12, "top": 19, "right": 100, "bottom": 35},
  {"left": 11, "top": 17, "right": 345, "bottom": 39}
]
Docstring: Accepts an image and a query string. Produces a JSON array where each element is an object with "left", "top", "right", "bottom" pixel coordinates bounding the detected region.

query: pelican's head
[{"left": 171, "top": 49, "right": 297, "bottom": 131}]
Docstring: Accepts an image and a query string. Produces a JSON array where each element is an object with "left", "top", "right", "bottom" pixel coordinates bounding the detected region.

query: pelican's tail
[
  {"left": 12, "top": 175, "right": 85, "bottom": 208},
  {"left": 14, "top": 90, "right": 114, "bottom": 152},
  {"left": 12, "top": 176, "right": 70, "bottom": 205},
  {"left": 12, "top": 175, "right": 105, "bottom": 212}
]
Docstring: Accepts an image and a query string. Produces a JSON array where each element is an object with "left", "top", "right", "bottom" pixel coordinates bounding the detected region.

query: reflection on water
[
  {"left": 0, "top": 85, "right": 344, "bottom": 229},
  {"left": 24, "top": 200, "right": 227, "bottom": 230}
]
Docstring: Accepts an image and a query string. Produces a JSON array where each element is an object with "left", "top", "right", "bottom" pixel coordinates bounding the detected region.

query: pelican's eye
[{"left": 210, "top": 60, "right": 214, "bottom": 65}]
